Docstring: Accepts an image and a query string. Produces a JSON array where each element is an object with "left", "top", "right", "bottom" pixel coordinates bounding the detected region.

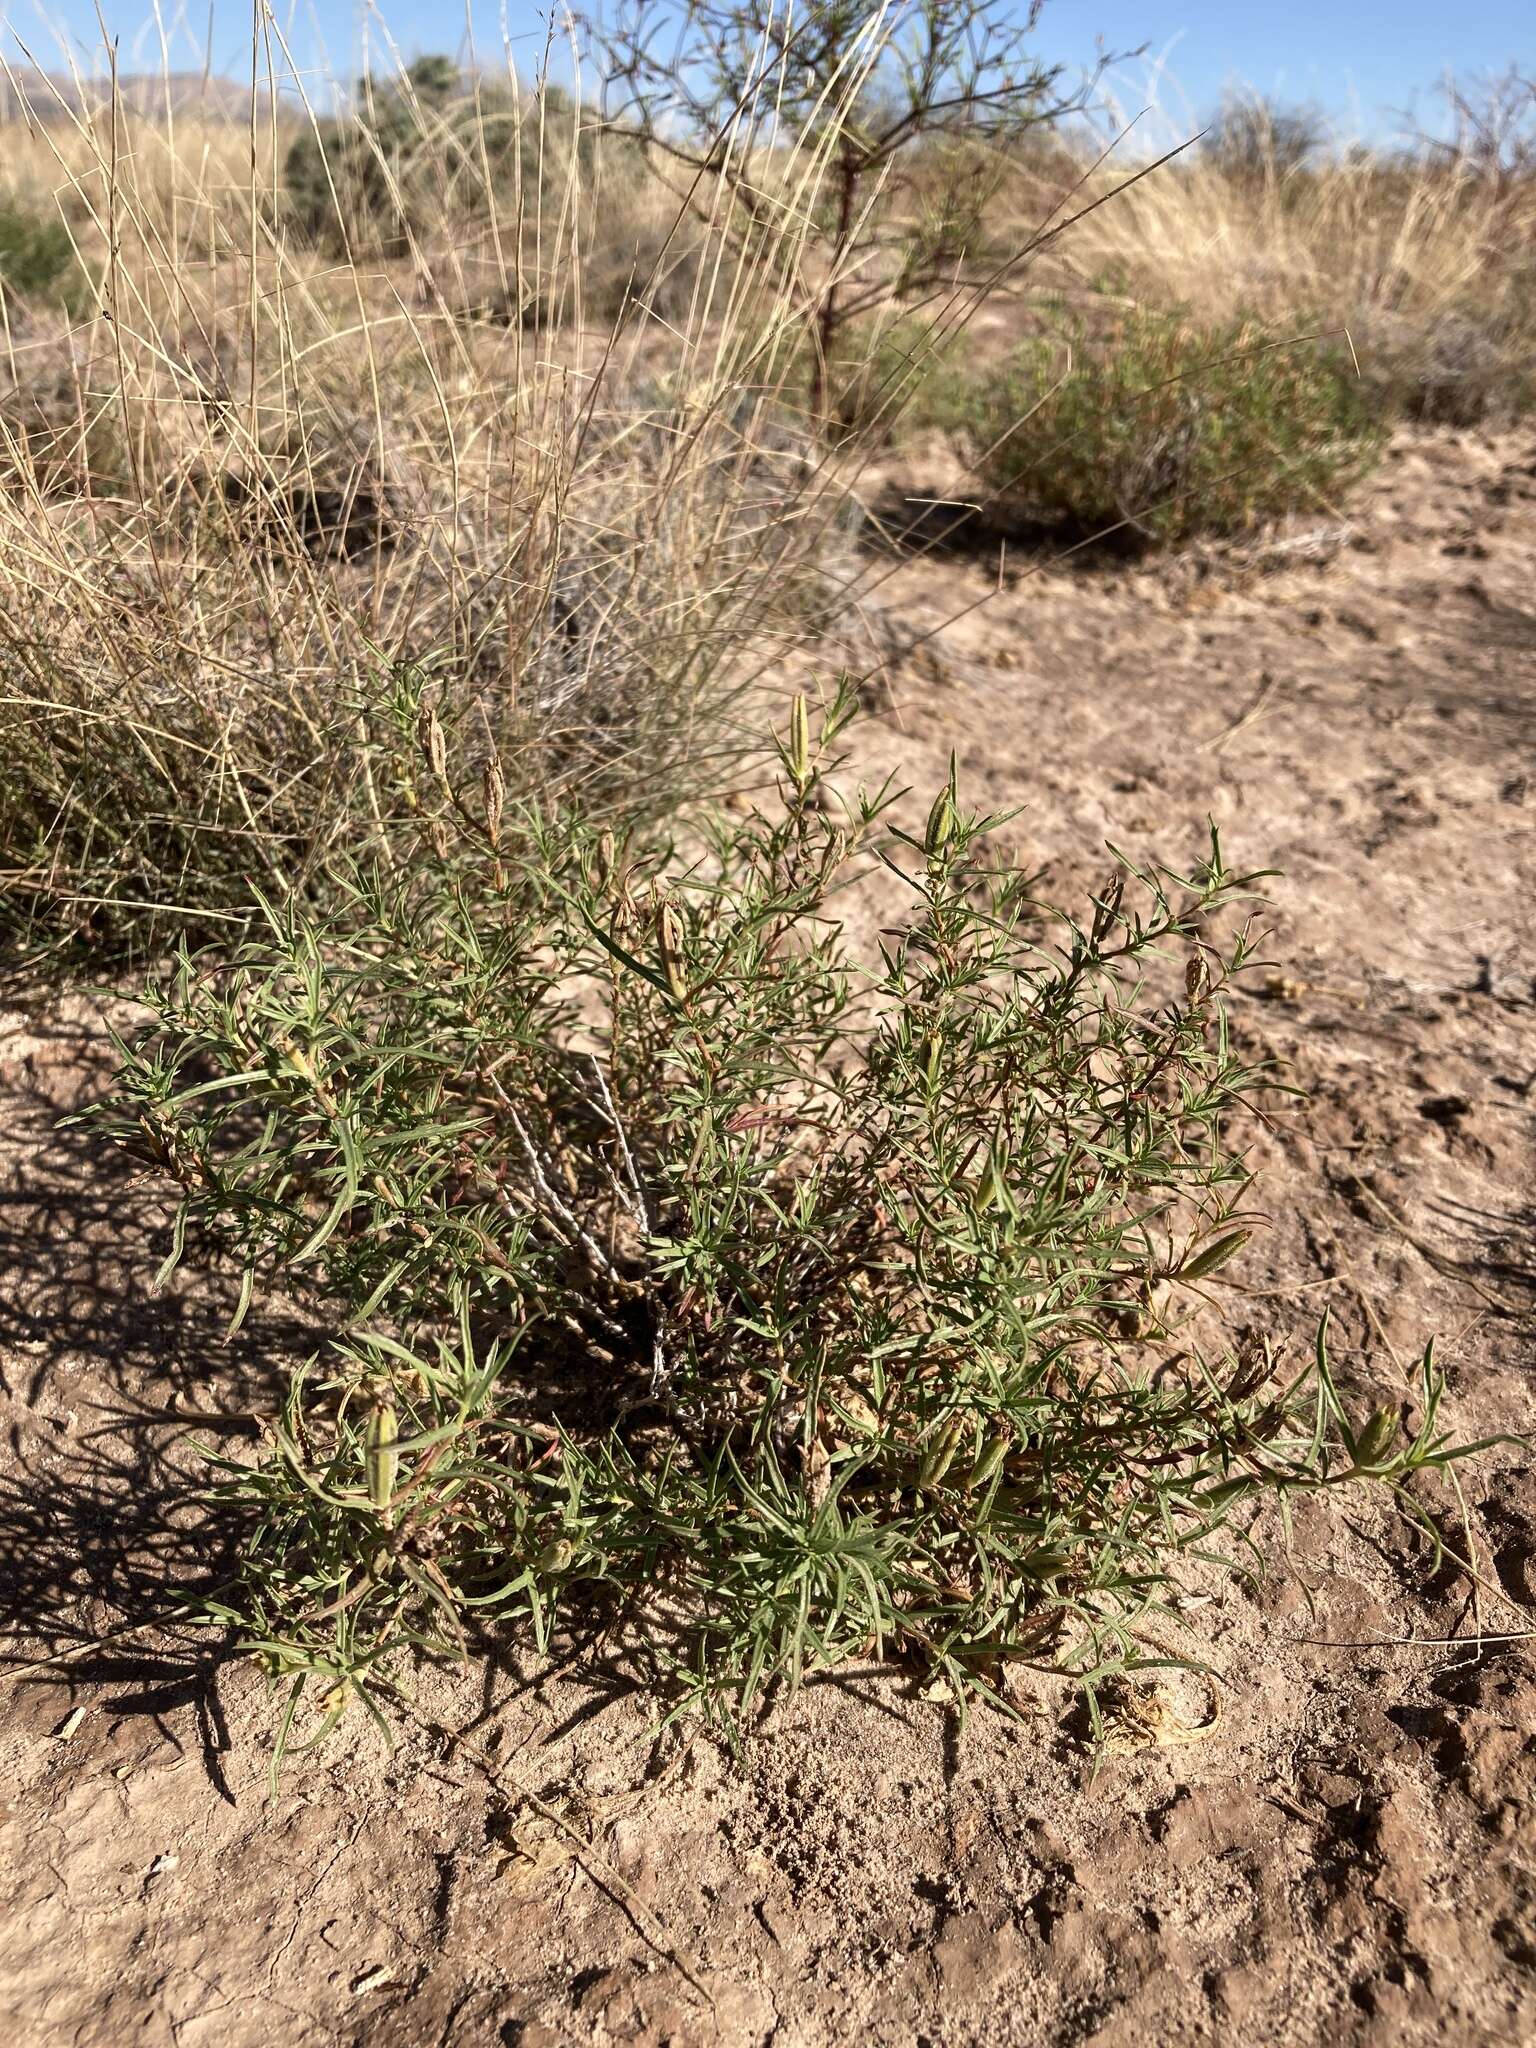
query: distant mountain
[{"left": 0, "top": 67, "right": 271, "bottom": 124}]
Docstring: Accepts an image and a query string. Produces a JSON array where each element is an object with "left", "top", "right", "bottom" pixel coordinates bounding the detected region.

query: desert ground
[{"left": 1, "top": 417, "right": 1532, "bottom": 2046}]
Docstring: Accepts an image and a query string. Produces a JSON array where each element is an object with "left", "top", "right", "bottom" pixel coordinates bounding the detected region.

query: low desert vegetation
[
  {"left": 0, "top": 5, "right": 1528, "bottom": 1753},
  {"left": 934, "top": 311, "right": 1382, "bottom": 545},
  {"left": 1062, "top": 73, "right": 1536, "bottom": 431},
  {"left": 90, "top": 681, "right": 1495, "bottom": 1749}
]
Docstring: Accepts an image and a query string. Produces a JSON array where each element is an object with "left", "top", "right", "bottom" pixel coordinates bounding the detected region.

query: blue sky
[{"left": 4, "top": 2, "right": 1530, "bottom": 138}]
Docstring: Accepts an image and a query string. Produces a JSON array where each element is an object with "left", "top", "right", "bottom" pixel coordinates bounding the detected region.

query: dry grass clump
[{"left": 0, "top": 63, "right": 838, "bottom": 961}]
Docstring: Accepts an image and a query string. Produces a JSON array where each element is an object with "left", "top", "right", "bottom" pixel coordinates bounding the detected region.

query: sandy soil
[{"left": 1, "top": 424, "right": 1532, "bottom": 2047}]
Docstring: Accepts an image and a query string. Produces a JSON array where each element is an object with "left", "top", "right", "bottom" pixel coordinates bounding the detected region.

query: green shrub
[
  {"left": 90, "top": 682, "right": 1487, "bottom": 1750},
  {"left": 942, "top": 311, "right": 1383, "bottom": 546},
  {"left": 0, "top": 198, "right": 75, "bottom": 304},
  {"left": 283, "top": 65, "right": 602, "bottom": 257},
  {"left": 822, "top": 315, "right": 960, "bottom": 443}
]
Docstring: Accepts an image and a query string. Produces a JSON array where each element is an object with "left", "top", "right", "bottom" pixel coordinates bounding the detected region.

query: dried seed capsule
[
  {"left": 656, "top": 901, "right": 688, "bottom": 1002},
  {"left": 483, "top": 752, "right": 505, "bottom": 850},
  {"left": 417, "top": 701, "right": 447, "bottom": 784},
  {"left": 1093, "top": 871, "right": 1125, "bottom": 940},
  {"left": 593, "top": 829, "right": 617, "bottom": 894}
]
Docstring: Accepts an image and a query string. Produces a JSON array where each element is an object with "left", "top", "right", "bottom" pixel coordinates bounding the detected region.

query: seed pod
[
  {"left": 921, "top": 1033, "right": 943, "bottom": 1090},
  {"left": 365, "top": 1396, "right": 399, "bottom": 1515},
  {"left": 428, "top": 816, "right": 450, "bottom": 862},
  {"left": 1092, "top": 870, "right": 1125, "bottom": 942},
  {"left": 967, "top": 1430, "right": 1010, "bottom": 1492},
  {"left": 417, "top": 701, "right": 447, "bottom": 785},
  {"left": 787, "top": 693, "right": 811, "bottom": 786},
  {"left": 1185, "top": 952, "right": 1210, "bottom": 1007},
  {"left": 656, "top": 900, "right": 688, "bottom": 1002},
  {"left": 973, "top": 1136, "right": 1016, "bottom": 1218},
  {"left": 917, "top": 1411, "right": 968, "bottom": 1490},
  {"left": 925, "top": 785, "right": 956, "bottom": 856},
  {"left": 278, "top": 1034, "right": 314, "bottom": 1085},
  {"left": 1348, "top": 1406, "right": 1400, "bottom": 1475},
  {"left": 1227, "top": 1333, "right": 1270, "bottom": 1403},
  {"left": 483, "top": 751, "right": 505, "bottom": 851},
  {"left": 593, "top": 829, "right": 617, "bottom": 896},
  {"left": 1180, "top": 1230, "right": 1250, "bottom": 1282}
]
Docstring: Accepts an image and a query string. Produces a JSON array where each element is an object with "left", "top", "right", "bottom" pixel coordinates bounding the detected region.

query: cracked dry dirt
[{"left": 1, "top": 424, "right": 1533, "bottom": 2047}]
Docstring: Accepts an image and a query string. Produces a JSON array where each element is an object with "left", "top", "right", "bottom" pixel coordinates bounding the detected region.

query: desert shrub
[
  {"left": 282, "top": 109, "right": 414, "bottom": 257},
  {"left": 89, "top": 684, "right": 1486, "bottom": 1746},
  {"left": 1201, "top": 95, "right": 1327, "bottom": 189},
  {"left": 282, "top": 64, "right": 613, "bottom": 259},
  {"left": 994, "top": 67, "right": 1536, "bottom": 440},
  {"left": 820, "top": 314, "right": 961, "bottom": 443},
  {"left": 0, "top": 198, "right": 75, "bottom": 304},
  {"left": 586, "top": 0, "right": 1113, "bottom": 428},
  {"left": 1352, "top": 300, "right": 1536, "bottom": 426},
  {"left": 942, "top": 311, "right": 1383, "bottom": 545}
]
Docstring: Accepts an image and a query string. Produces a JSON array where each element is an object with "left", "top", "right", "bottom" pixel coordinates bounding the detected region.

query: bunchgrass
[
  {"left": 88, "top": 684, "right": 1501, "bottom": 1754},
  {"left": 0, "top": 47, "right": 835, "bottom": 964}
]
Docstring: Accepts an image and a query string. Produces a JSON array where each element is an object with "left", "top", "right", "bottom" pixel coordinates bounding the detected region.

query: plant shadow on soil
[
  {"left": 0, "top": 1010, "right": 322, "bottom": 1782},
  {"left": 858, "top": 482, "right": 1156, "bottom": 566}
]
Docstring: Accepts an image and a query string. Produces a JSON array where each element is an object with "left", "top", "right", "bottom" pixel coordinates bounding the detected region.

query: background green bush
[
  {"left": 283, "top": 62, "right": 603, "bottom": 257},
  {"left": 0, "top": 198, "right": 76, "bottom": 306},
  {"left": 940, "top": 310, "right": 1383, "bottom": 545}
]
